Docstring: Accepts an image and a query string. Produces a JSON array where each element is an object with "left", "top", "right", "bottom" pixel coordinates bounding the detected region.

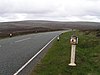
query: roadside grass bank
[{"left": 31, "top": 30, "right": 100, "bottom": 75}]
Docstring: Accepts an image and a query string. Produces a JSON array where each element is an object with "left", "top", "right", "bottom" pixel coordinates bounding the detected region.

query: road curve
[{"left": 0, "top": 31, "right": 66, "bottom": 75}]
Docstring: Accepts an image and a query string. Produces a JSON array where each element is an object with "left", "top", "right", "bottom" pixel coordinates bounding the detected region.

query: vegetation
[
  {"left": 0, "top": 27, "right": 64, "bottom": 39},
  {"left": 31, "top": 30, "right": 100, "bottom": 75}
]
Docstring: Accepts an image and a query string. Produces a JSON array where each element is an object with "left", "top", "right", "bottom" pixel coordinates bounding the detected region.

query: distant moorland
[{"left": 0, "top": 20, "right": 100, "bottom": 38}]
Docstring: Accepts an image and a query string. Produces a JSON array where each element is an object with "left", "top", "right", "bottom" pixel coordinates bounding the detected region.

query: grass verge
[{"left": 31, "top": 30, "right": 100, "bottom": 75}]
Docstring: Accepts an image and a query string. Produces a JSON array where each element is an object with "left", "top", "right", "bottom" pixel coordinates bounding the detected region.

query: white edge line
[{"left": 13, "top": 35, "right": 58, "bottom": 75}]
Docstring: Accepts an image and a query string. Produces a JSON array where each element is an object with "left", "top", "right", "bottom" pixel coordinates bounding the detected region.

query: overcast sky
[{"left": 0, "top": 0, "right": 100, "bottom": 22}]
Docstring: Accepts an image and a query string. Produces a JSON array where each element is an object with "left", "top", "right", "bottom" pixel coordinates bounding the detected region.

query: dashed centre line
[{"left": 15, "top": 37, "right": 31, "bottom": 43}]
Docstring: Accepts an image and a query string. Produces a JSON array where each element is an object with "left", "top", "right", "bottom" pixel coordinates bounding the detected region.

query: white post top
[{"left": 70, "top": 35, "right": 78, "bottom": 45}]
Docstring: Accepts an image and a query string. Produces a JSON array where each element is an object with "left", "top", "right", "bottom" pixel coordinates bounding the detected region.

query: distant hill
[
  {"left": 0, "top": 20, "right": 100, "bottom": 37},
  {"left": 0, "top": 20, "right": 100, "bottom": 30},
  {"left": 0, "top": 20, "right": 100, "bottom": 38}
]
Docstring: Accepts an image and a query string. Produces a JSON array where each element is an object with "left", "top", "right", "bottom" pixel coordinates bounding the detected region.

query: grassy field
[{"left": 31, "top": 30, "right": 100, "bottom": 75}]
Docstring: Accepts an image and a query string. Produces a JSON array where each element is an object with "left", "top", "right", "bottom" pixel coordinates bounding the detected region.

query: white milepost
[
  {"left": 69, "top": 35, "right": 78, "bottom": 66},
  {"left": 10, "top": 33, "right": 12, "bottom": 37},
  {"left": 57, "top": 36, "right": 60, "bottom": 41},
  {"left": 69, "top": 45, "right": 76, "bottom": 66}
]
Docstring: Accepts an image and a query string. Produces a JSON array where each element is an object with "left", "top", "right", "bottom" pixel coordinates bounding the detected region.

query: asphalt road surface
[{"left": 0, "top": 31, "right": 66, "bottom": 75}]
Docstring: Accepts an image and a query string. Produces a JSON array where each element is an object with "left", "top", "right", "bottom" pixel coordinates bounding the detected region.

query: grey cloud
[
  {"left": 0, "top": 0, "right": 56, "bottom": 13},
  {"left": 0, "top": 0, "right": 100, "bottom": 22}
]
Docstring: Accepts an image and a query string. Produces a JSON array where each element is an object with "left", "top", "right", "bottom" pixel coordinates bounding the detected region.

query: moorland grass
[{"left": 31, "top": 31, "right": 100, "bottom": 75}]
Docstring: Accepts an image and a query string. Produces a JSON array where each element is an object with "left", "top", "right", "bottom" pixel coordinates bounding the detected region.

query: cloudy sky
[{"left": 0, "top": 0, "right": 100, "bottom": 22}]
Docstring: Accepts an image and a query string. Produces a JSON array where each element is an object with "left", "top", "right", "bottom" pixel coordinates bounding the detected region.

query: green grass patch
[{"left": 31, "top": 31, "right": 100, "bottom": 75}]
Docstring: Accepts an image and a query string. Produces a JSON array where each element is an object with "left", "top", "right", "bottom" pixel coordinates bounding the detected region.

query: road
[{"left": 0, "top": 31, "right": 66, "bottom": 75}]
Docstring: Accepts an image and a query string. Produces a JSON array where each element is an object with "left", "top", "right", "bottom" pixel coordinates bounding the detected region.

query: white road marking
[
  {"left": 0, "top": 45, "right": 1, "bottom": 47},
  {"left": 15, "top": 38, "right": 31, "bottom": 43},
  {"left": 13, "top": 35, "right": 58, "bottom": 75}
]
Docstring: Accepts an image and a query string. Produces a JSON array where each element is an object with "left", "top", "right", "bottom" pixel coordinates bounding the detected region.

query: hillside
[
  {"left": 0, "top": 20, "right": 100, "bottom": 38},
  {"left": 0, "top": 20, "right": 100, "bottom": 30}
]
